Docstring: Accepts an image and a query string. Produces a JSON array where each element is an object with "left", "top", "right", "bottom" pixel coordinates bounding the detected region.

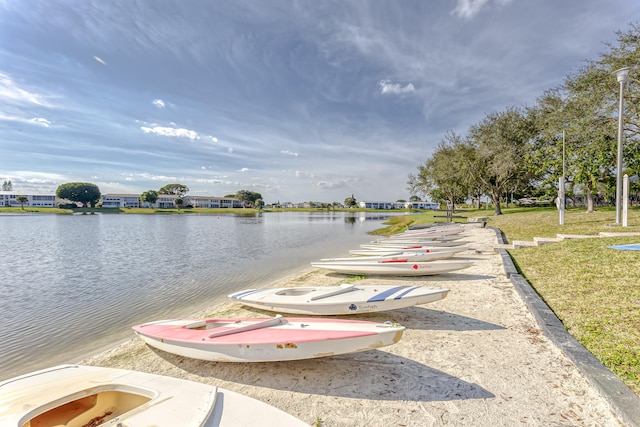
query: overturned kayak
[
  {"left": 319, "top": 251, "right": 458, "bottom": 262},
  {"left": 229, "top": 284, "right": 449, "bottom": 315},
  {"left": 311, "top": 259, "right": 473, "bottom": 276},
  {"left": 133, "top": 316, "right": 405, "bottom": 362},
  {"left": 349, "top": 246, "right": 469, "bottom": 256},
  {"left": 0, "top": 364, "right": 308, "bottom": 427}
]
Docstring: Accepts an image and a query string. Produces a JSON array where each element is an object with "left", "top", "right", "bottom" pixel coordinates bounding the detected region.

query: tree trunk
[
  {"left": 586, "top": 183, "right": 596, "bottom": 213},
  {"left": 492, "top": 191, "right": 502, "bottom": 215}
]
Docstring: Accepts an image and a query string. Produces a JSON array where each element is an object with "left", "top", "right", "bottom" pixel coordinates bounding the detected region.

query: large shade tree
[
  {"left": 235, "top": 190, "right": 262, "bottom": 208},
  {"left": 158, "top": 183, "right": 189, "bottom": 197},
  {"left": 407, "top": 132, "right": 473, "bottom": 209},
  {"left": 139, "top": 190, "right": 159, "bottom": 208},
  {"left": 56, "top": 182, "right": 101, "bottom": 207},
  {"left": 468, "top": 107, "right": 538, "bottom": 215}
]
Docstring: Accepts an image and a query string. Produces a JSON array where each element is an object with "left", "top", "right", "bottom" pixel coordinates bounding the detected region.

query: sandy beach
[{"left": 81, "top": 225, "right": 624, "bottom": 426}]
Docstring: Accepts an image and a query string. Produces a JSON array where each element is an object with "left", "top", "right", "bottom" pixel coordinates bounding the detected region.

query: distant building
[
  {"left": 100, "top": 194, "right": 243, "bottom": 209},
  {"left": 406, "top": 201, "right": 440, "bottom": 210},
  {"left": 358, "top": 201, "right": 406, "bottom": 209},
  {"left": 357, "top": 200, "right": 439, "bottom": 210},
  {"left": 0, "top": 191, "right": 57, "bottom": 208}
]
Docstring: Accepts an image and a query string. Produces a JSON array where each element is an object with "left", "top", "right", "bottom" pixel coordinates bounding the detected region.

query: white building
[
  {"left": 0, "top": 192, "right": 57, "bottom": 208},
  {"left": 357, "top": 200, "right": 439, "bottom": 210},
  {"left": 100, "top": 194, "right": 243, "bottom": 209}
]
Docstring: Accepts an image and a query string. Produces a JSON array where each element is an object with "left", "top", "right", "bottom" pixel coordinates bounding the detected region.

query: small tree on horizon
[{"left": 16, "top": 195, "right": 28, "bottom": 210}]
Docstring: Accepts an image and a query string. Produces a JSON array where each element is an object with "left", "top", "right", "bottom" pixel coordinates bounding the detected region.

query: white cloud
[
  {"left": 228, "top": 147, "right": 234, "bottom": 153},
  {"left": 452, "top": 0, "right": 512, "bottom": 20},
  {"left": 239, "top": 168, "right": 249, "bottom": 173},
  {"left": 153, "top": 99, "right": 165, "bottom": 108},
  {"left": 379, "top": 80, "right": 415, "bottom": 95},
  {"left": 0, "top": 73, "right": 49, "bottom": 106},
  {"left": 31, "top": 117, "right": 51, "bottom": 127},
  {"left": 140, "top": 125, "right": 199, "bottom": 140},
  {"left": 281, "top": 150, "right": 299, "bottom": 157},
  {"left": 94, "top": 56, "right": 107, "bottom": 65}
]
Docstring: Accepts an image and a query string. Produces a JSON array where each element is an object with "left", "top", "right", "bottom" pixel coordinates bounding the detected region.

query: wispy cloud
[
  {"left": 0, "top": 73, "right": 49, "bottom": 106},
  {"left": 140, "top": 125, "right": 199, "bottom": 140},
  {"left": 94, "top": 56, "right": 107, "bottom": 65},
  {"left": 152, "top": 99, "right": 165, "bottom": 108},
  {"left": 452, "top": 0, "right": 512, "bottom": 20},
  {"left": 379, "top": 80, "right": 415, "bottom": 95},
  {"left": 280, "top": 150, "right": 298, "bottom": 157}
]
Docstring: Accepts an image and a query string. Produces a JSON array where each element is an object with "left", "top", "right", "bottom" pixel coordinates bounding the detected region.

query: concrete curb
[{"left": 490, "top": 226, "right": 640, "bottom": 427}]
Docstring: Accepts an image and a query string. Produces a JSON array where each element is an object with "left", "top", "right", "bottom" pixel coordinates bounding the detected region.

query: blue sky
[{"left": 2, "top": 0, "right": 640, "bottom": 204}]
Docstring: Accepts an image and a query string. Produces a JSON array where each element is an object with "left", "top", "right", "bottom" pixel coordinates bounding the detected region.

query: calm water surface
[{"left": 0, "top": 211, "right": 393, "bottom": 380}]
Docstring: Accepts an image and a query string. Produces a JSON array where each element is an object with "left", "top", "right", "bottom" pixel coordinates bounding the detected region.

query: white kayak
[
  {"left": 133, "top": 316, "right": 405, "bottom": 362},
  {"left": 311, "top": 259, "right": 473, "bottom": 276},
  {"left": 0, "top": 364, "right": 308, "bottom": 427},
  {"left": 229, "top": 284, "right": 449, "bottom": 315},
  {"left": 360, "top": 240, "right": 469, "bottom": 249},
  {"left": 349, "top": 247, "right": 469, "bottom": 256},
  {"left": 319, "top": 251, "right": 458, "bottom": 262}
]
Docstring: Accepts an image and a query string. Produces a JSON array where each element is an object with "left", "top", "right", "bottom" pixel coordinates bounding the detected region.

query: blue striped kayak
[{"left": 229, "top": 284, "right": 449, "bottom": 315}]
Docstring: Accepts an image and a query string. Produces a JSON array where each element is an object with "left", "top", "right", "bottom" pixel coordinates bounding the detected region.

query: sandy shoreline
[{"left": 80, "top": 225, "right": 623, "bottom": 426}]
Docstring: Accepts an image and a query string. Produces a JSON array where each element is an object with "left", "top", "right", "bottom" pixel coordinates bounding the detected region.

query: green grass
[
  {"left": 380, "top": 206, "right": 640, "bottom": 394},
  {"left": 488, "top": 207, "right": 640, "bottom": 394}
]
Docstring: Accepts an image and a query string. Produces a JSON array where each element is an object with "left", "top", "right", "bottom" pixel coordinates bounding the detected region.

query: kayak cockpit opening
[{"left": 21, "top": 388, "right": 152, "bottom": 427}]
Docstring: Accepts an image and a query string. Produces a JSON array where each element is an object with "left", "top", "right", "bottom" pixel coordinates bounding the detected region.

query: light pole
[
  {"left": 559, "top": 129, "right": 566, "bottom": 225},
  {"left": 613, "top": 66, "right": 635, "bottom": 224}
]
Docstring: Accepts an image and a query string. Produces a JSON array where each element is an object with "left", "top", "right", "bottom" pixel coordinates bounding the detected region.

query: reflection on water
[{"left": 0, "top": 211, "right": 393, "bottom": 380}]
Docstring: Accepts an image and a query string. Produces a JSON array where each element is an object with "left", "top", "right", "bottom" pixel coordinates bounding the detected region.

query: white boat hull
[
  {"left": 311, "top": 259, "right": 473, "bottom": 276},
  {"left": 360, "top": 240, "right": 469, "bottom": 249},
  {"left": 348, "top": 247, "right": 468, "bottom": 256},
  {"left": 320, "top": 251, "right": 457, "bottom": 262},
  {"left": 0, "top": 365, "right": 308, "bottom": 427},
  {"left": 133, "top": 317, "right": 405, "bottom": 362},
  {"left": 229, "top": 284, "right": 449, "bottom": 315}
]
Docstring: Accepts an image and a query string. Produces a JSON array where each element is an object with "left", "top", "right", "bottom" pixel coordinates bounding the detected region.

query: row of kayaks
[{"left": 0, "top": 223, "right": 469, "bottom": 426}]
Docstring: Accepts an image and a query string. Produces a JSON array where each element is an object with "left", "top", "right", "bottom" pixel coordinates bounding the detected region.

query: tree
[
  {"left": 235, "top": 190, "right": 262, "bottom": 208},
  {"left": 344, "top": 194, "right": 357, "bottom": 208},
  {"left": 468, "top": 108, "right": 537, "bottom": 215},
  {"left": 407, "top": 132, "right": 473, "bottom": 210},
  {"left": 158, "top": 183, "right": 189, "bottom": 197},
  {"left": 255, "top": 198, "right": 264, "bottom": 210},
  {"left": 139, "top": 190, "right": 159, "bottom": 208},
  {"left": 56, "top": 182, "right": 101, "bottom": 207},
  {"left": 174, "top": 197, "right": 184, "bottom": 210},
  {"left": 16, "top": 195, "right": 28, "bottom": 210},
  {"left": 2, "top": 180, "right": 12, "bottom": 191}
]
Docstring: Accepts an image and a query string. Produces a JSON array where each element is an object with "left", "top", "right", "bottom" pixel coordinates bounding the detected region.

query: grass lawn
[{"left": 403, "top": 206, "right": 640, "bottom": 394}]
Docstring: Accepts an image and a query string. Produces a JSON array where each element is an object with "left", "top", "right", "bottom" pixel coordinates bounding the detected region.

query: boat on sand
[
  {"left": 311, "top": 259, "right": 473, "bottom": 276},
  {"left": 0, "top": 364, "right": 308, "bottom": 427},
  {"left": 132, "top": 316, "right": 405, "bottom": 362},
  {"left": 229, "top": 284, "right": 449, "bottom": 315}
]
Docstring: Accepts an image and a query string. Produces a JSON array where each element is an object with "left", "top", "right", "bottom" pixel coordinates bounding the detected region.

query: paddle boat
[
  {"left": 311, "top": 259, "right": 472, "bottom": 276},
  {"left": 133, "top": 316, "right": 405, "bottom": 362},
  {"left": 0, "top": 364, "right": 308, "bottom": 427},
  {"left": 229, "top": 284, "right": 449, "bottom": 315}
]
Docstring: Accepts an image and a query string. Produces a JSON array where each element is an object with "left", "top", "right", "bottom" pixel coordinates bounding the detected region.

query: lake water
[{"left": 0, "top": 211, "right": 394, "bottom": 381}]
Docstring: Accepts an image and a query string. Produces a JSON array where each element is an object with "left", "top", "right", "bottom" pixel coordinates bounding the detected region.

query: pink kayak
[{"left": 132, "top": 316, "right": 405, "bottom": 362}]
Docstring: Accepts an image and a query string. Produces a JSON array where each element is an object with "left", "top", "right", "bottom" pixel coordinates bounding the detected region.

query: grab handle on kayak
[
  {"left": 309, "top": 283, "right": 356, "bottom": 301},
  {"left": 207, "top": 315, "right": 285, "bottom": 338}
]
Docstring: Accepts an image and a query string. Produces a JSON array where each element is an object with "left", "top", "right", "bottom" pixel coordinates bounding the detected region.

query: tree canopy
[
  {"left": 158, "top": 183, "right": 189, "bottom": 197},
  {"left": 235, "top": 190, "right": 263, "bottom": 208},
  {"left": 139, "top": 190, "right": 159, "bottom": 207},
  {"left": 409, "top": 22, "right": 640, "bottom": 214},
  {"left": 56, "top": 182, "right": 101, "bottom": 207}
]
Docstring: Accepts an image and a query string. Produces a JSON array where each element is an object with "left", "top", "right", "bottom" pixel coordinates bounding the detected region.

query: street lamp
[{"left": 613, "top": 66, "right": 635, "bottom": 224}]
